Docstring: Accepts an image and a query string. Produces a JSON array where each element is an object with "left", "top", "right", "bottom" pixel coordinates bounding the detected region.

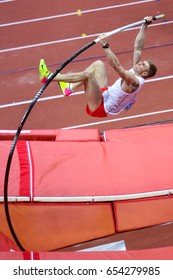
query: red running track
[{"left": 0, "top": 0, "right": 173, "bottom": 131}]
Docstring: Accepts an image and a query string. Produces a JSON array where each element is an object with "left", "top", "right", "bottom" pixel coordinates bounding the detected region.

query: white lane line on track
[
  {"left": 0, "top": 75, "right": 172, "bottom": 109},
  {"left": 62, "top": 108, "right": 173, "bottom": 130},
  {"left": 0, "top": 21, "right": 171, "bottom": 54},
  {"left": 0, "top": 0, "right": 14, "bottom": 3},
  {"left": 0, "top": 0, "right": 155, "bottom": 27}
]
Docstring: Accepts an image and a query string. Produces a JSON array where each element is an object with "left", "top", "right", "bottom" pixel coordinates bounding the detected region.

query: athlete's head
[
  {"left": 134, "top": 60, "right": 157, "bottom": 79},
  {"left": 147, "top": 59, "right": 157, "bottom": 78}
]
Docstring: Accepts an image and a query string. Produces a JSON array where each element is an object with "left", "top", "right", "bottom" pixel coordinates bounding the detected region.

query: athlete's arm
[
  {"left": 133, "top": 16, "right": 153, "bottom": 66},
  {"left": 106, "top": 48, "right": 139, "bottom": 84},
  {"left": 99, "top": 34, "right": 139, "bottom": 86}
]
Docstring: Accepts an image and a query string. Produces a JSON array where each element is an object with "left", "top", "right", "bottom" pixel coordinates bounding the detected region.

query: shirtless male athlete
[{"left": 39, "top": 16, "right": 157, "bottom": 118}]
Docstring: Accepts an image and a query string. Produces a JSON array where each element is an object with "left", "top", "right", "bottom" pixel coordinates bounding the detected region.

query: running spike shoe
[
  {"left": 39, "top": 59, "right": 51, "bottom": 83},
  {"left": 58, "top": 81, "right": 73, "bottom": 96}
]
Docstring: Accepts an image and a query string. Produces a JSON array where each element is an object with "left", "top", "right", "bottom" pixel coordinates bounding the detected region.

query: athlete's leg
[
  {"left": 56, "top": 60, "right": 108, "bottom": 111},
  {"left": 83, "top": 61, "right": 108, "bottom": 111},
  {"left": 68, "top": 60, "right": 108, "bottom": 91},
  {"left": 54, "top": 60, "right": 108, "bottom": 89},
  {"left": 39, "top": 59, "right": 108, "bottom": 99}
]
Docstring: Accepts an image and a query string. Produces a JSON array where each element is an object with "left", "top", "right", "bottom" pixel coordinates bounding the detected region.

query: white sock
[{"left": 69, "top": 83, "right": 74, "bottom": 92}]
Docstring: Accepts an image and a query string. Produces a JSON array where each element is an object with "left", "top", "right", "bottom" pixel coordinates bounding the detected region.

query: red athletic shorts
[{"left": 86, "top": 88, "right": 108, "bottom": 118}]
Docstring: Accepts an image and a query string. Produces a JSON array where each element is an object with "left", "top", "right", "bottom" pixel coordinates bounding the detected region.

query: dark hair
[{"left": 147, "top": 60, "right": 157, "bottom": 78}]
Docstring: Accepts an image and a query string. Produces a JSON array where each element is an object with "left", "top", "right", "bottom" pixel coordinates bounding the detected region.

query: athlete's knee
[
  {"left": 84, "top": 60, "right": 105, "bottom": 81},
  {"left": 93, "top": 60, "right": 105, "bottom": 68},
  {"left": 83, "top": 71, "right": 93, "bottom": 82}
]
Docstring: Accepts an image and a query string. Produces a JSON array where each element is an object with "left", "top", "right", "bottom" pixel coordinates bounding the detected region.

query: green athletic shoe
[
  {"left": 58, "top": 81, "right": 73, "bottom": 96},
  {"left": 39, "top": 59, "right": 51, "bottom": 83}
]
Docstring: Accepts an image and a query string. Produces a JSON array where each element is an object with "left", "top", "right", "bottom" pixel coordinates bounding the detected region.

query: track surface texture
[{"left": 0, "top": 0, "right": 172, "bottom": 131}]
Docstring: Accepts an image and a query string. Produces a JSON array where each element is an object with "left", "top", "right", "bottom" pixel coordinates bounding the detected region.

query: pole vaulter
[{"left": 3, "top": 14, "right": 165, "bottom": 251}]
